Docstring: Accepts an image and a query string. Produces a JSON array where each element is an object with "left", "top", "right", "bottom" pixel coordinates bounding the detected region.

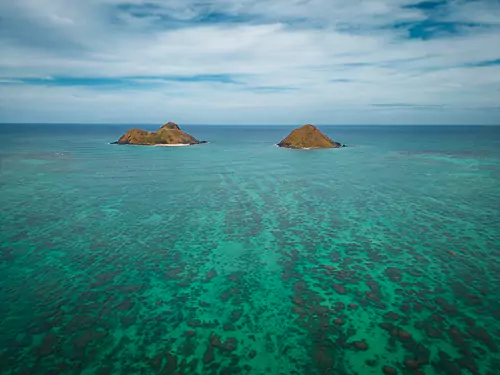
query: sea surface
[{"left": 0, "top": 124, "right": 499, "bottom": 375}]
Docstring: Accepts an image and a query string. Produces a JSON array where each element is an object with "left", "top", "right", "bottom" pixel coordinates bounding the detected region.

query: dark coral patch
[
  {"left": 352, "top": 341, "right": 369, "bottom": 351},
  {"left": 382, "top": 365, "right": 398, "bottom": 375}
]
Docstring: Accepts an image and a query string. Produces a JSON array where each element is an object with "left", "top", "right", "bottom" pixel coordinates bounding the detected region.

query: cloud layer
[{"left": 1, "top": 0, "right": 499, "bottom": 124}]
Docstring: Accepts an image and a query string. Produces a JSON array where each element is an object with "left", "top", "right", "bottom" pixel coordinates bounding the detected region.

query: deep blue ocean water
[{"left": 0, "top": 124, "right": 499, "bottom": 375}]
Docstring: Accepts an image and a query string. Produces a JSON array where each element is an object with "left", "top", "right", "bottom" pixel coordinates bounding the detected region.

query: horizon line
[{"left": 1, "top": 123, "right": 499, "bottom": 127}]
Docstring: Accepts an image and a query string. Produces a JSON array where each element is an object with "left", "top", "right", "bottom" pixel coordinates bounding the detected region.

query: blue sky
[{"left": 0, "top": 0, "right": 499, "bottom": 124}]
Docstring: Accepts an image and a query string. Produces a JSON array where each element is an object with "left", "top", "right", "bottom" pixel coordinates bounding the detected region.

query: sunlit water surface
[{"left": 1, "top": 124, "right": 499, "bottom": 375}]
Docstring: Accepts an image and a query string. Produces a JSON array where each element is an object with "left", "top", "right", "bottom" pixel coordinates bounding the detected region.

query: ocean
[{"left": 0, "top": 124, "right": 499, "bottom": 374}]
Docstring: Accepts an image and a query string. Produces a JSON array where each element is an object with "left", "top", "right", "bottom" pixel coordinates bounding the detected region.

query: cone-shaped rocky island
[
  {"left": 277, "top": 124, "right": 344, "bottom": 149},
  {"left": 112, "top": 122, "right": 206, "bottom": 146}
]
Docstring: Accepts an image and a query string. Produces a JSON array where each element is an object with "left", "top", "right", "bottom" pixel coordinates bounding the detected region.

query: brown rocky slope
[
  {"left": 277, "top": 124, "right": 343, "bottom": 149},
  {"left": 113, "top": 122, "right": 206, "bottom": 145}
]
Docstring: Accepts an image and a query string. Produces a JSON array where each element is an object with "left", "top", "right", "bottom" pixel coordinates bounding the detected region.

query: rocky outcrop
[
  {"left": 113, "top": 122, "right": 204, "bottom": 145},
  {"left": 160, "top": 122, "right": 181, "bottom": 130},
  {"left": 277, "top": 124, "right": 343, "bottom": 149}
]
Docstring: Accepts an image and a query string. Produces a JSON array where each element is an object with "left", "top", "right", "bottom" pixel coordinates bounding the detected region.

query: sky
[{"left": 0, "top": 0, "right": 499, "bottom": 125}]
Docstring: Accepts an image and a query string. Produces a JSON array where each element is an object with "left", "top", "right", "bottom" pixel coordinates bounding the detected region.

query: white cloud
[{"left": 0, "top": 0, "right": 499, "bottom": 124}]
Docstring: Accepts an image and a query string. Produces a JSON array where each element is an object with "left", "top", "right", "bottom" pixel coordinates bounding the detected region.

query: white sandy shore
[{"left": 154, "top": 144, "right": 191, "bottom": 147}]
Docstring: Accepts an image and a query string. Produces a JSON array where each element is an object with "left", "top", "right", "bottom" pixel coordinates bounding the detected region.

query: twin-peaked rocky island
[{"left": 112, "top": 122, "right": 346, "bottom": 149}]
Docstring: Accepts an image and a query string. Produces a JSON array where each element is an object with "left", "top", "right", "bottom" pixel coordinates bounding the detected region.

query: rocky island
[
  {"left": 112, "top": 122, "right": 206, "bottom": 146},
  {"left": 277, "top": 124, "right": 344, "bottom": 149}
]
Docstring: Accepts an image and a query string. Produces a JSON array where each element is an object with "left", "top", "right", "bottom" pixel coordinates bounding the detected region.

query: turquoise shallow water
[{"left": 0, "top": 124, "right": 499, "bottom": 375}]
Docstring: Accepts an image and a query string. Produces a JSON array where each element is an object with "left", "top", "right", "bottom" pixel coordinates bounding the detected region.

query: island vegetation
[
  {"left": 277, "top": 124, "right": 344, "bottom": 149},
  {"left": 112, "top": 122, "right": 206, "bottom": 146}
]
